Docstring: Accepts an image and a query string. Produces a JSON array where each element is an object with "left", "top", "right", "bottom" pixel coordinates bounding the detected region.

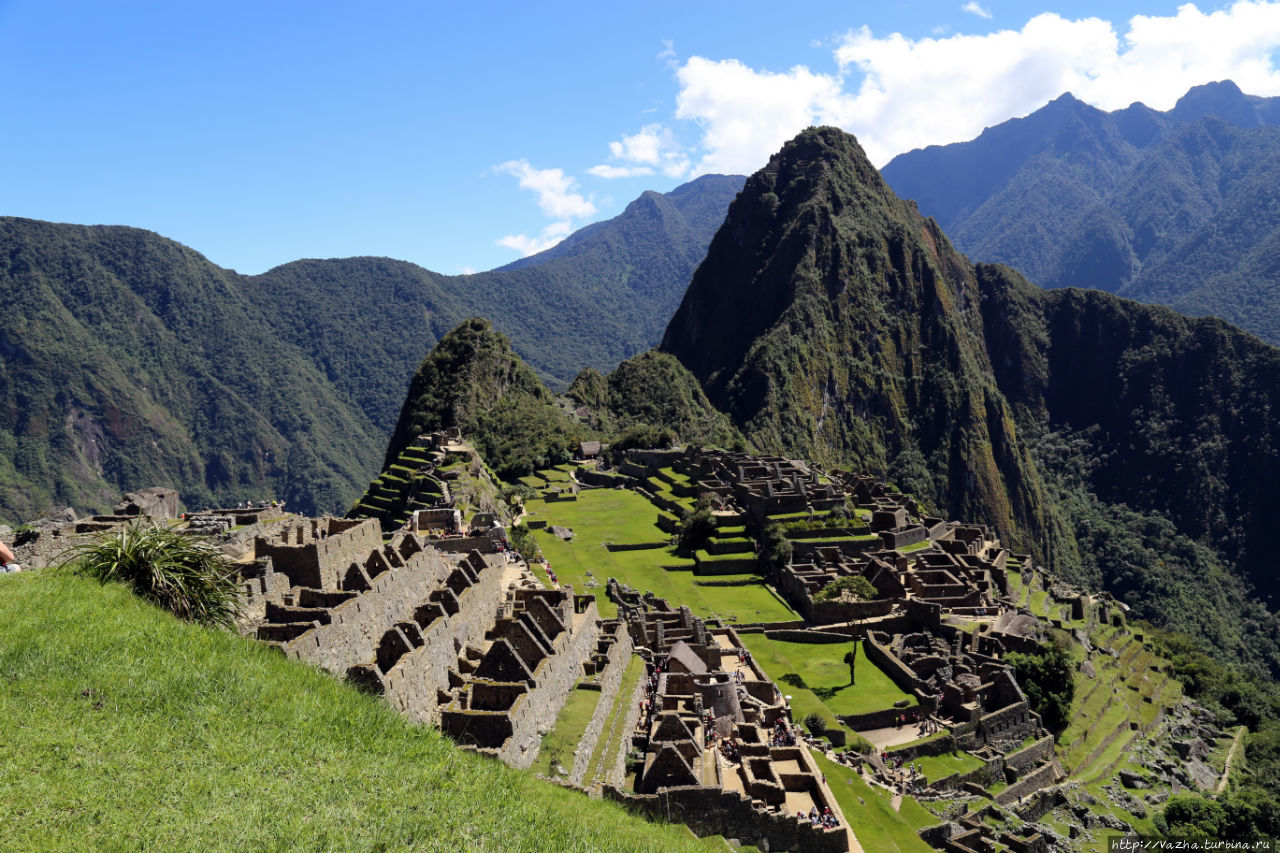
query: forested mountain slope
[
  {"left": 0, "top": 175, "right": 743, "bottom": 521},
  {"left": 880, "top": 80, "right": 1280, "bottom": 345}
]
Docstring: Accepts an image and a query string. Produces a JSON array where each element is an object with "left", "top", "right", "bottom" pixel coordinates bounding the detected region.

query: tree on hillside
[{"left": 1006, "top": 640, "right": 1075, "bottom": 733}]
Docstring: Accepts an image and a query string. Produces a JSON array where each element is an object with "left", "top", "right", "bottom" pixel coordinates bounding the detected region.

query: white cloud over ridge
[
  {"left": 589, "top": 123, "right": 690, "bottom": 179},
  {"left": 497, "top": 220, "right": 574, "bottom": 257},
  {"left": 494, "top": 159, "right": 596, "bottom": 219},
  {"left": 494, "top": 160, "right": 595, "bottom": 256},
  {"left": 668, "top": 1, "right": 1280, "bottom": 171}
]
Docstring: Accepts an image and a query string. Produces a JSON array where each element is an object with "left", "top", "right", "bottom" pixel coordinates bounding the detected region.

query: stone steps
[{"left": 257, "top": 621, "right": 318, "bottom": 643}]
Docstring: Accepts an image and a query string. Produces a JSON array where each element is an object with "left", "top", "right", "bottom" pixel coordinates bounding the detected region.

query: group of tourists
[
  {"left": 798, "top": 806, "right": 839, "bottom": 829},
  {"left": 769, "top": 718, "right": 796, "bottom": 747}
]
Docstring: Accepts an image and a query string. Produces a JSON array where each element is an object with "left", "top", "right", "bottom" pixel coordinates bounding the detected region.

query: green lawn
[
  {"left": 532, "top": 685, "right": 603, "bottom": 778},
  {"left": 0, "top": 572, "right": 709, "bottom": 853},
  {"left": 912, "top": 751, "right": 986, "bottom": 784},
  {"left": 741, "top": 636, "right": 916, "bottom": 731},
  {"left": 526, "top": 490, "right": 794, "bottom": 624},
  {"left": 812, "top": 753, "right": 935, "bottom": 853}
]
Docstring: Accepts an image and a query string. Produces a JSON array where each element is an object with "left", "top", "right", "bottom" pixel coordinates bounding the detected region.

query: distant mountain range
[
  {"left": 0, "top": 174, "right": 743, "bottom": 522},
  {"left": 881, "top": 80, "right": 1280, "bottom": 345}
]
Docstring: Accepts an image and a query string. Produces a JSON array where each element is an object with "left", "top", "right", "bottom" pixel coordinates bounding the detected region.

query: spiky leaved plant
[{"left": 61, "top": 522, "right": 243, "bottom": 628}]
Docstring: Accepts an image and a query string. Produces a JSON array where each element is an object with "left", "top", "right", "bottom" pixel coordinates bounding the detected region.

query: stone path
[{"left": 1217, "top": 725, "right": 1247, "bottom": 794}]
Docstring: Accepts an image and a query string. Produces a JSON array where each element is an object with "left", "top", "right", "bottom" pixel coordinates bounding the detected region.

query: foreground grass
[{"left": 0, "top": 572, "right": 708, "bottom": 853}]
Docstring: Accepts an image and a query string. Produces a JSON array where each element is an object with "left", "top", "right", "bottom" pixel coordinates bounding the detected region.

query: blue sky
[{"left": 3, "top": 1, "right": 1279, "bottom": 275}]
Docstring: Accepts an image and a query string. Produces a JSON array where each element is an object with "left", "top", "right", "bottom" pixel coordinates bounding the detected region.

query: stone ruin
[{"left": 603, "top": 579, "right": 850, "bottom": 852}]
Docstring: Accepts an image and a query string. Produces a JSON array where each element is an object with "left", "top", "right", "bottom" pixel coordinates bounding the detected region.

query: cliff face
[{"left": 662, "top": 128, "right": 1053, "bottom": 551}]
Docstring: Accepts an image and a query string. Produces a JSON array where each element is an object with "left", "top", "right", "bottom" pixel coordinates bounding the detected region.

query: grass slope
[{"left": 0, "top": 571, "right": 707, "bottom": 853}]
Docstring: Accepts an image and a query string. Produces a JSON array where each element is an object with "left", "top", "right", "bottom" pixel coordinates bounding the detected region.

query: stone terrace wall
[
  {"left": 605, "top": 786, "right": 848, "bottom": 853},
  {"left": 282, "top": 545, "right": 454, "bottom": 673},
  {"left": 994, "top": 760, "right": 1060, "bottom": 806},
  {"left": 379, "top": 554, "right": 508, "bottom": 725},
  {"left": 499, "top": 600, "right": 603, "bottom": 769},
  {"left": 1004, "top": 735, "right": 1056, "bottom": 777},
  {"left": 570, "top": 627, "right": 635, "bottom": 786}
]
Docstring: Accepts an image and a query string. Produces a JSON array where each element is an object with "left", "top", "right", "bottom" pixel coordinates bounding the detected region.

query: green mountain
[
  {"left": 0, "top": 175, "right": 742, "bottom": 522},
  {"left": 662, "top": 126, "right": 1280, "bottom": 674},
  {"left": 0, "top": 217, "right": 384, "bottom": 521},
  {"left": 880, "top": 80, "right": 1280, "bottom": 345}
]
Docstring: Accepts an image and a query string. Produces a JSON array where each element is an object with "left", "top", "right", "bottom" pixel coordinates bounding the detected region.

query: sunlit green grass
[
  {"left": 526, "top": 491, "right": 794, "bottom": 623},
  {"left": 812, "top": 752, "right": 935, "bottom": 853},
  {"left": 0, "top": 571, "right": 709, "bottom": 853},
  {"left": 741, "top": 636, "right": 916, "bottom": 729}
]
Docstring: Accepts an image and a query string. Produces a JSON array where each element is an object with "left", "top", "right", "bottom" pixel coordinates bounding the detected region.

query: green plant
[
  {"left": 60, "top": 522, "right": 242, "bottom": 628},
  {"left": 815, "top": 574, "right": 877, "bottom": 603},
  {"left": 802, "top": 711, "right": 827, "bottom": 736}
]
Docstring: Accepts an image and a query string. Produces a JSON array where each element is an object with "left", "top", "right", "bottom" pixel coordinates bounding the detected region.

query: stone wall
[
  {"left": 993, "top": 760, "right": 1061, "bottom": 806},
  {"left": 282, "top": 545, "right": 454, "bottom": 674},
  {"left": 570, "top": 627, "right": 635, "bottom": 786},
  {"left": 1003, "top": 735, "right": 1056, "bottom": 777},
  {"left": 255, "top": 517, "right": 382, "bottom": 590},
  {"left": 498, "top": 599, "right": 602, "bottom": 769},
  {"left": 880, "top": 525, "right": 928, "bottom": 549},
  {"left": 864, "top": 634, "right": 920, "bottom": 693},
  {"left": 605, "top": 785, "right": 848, "bottom": 853},
  {"left": 379, "top": 553, "right": 508, "bottom": 725},
  {"left": 432, "top": 535, "right": 499, "bottom": 554}
]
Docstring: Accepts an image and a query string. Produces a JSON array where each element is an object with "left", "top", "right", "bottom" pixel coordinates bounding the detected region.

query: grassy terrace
[
  {"left": 740, "top": 636, "right": 916, "bottom": 733},
  {"left": 812, "top": 752, "right": 935, "bottom": 853},
  {"left": 914, "top": 751, "right": 985, "bottom": 784},
  {"left": 584, "top": 654, "right": 646, "bottom": 789},
  {"left": 525, "top": 489, "right": 794, "bottom": 624},
  {"left": 0, "top": 572, "right": 708, "bottom": 853},
  {"left": 532, "top": 685, "right": 602, "bottom": 778}
]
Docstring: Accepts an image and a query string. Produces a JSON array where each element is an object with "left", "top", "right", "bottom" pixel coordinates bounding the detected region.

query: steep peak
[
  {"left": 759, "top": 126, "right": 886, "bottom": 195},
  {"left": 1170, "top": 79, "right": 1259, "bottom": 127},
  {"left": 382, "top": 317, "right": 549, "bottom": 467}
]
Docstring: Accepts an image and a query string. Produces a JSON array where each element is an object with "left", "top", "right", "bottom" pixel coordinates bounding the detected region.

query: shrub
[
  {"left": 802, "top": 711, "right": 827, "bottom": 737},
  {"left": 815, "top": 574, "right": 877, "bottom": 603},
  {"left": 60, "top": 522, "right": 242, "bottom": 628}
]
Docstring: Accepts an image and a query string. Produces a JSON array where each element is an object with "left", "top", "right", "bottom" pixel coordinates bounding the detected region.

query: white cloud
[
  {"left": 458, "top": 265, "right": 476, "bottom": 275},
  {"left": 675, "top": 57, "right": 856, "bottom": 174},
  {"left": 590, "top": 123, "right": 691, "bottom": 179},
  {"left": 494, "top": 159, "right": 597, "bottom": 219},
  {"left": 665, "top": 1, "right": 1280, "bottom": 170},
  {"left": 962, "top": 2, "right": 992, "bottom": 20},
  {"left": 496, "top": 221, "right": 574, "bottom": 257},
  {"left": 588, "top": 164, "right": 655, "bottom": 179}
]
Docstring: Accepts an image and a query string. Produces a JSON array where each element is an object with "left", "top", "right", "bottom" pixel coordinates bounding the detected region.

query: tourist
[{"left": 0, "top": 538, "right": 20, "bottom": 573}]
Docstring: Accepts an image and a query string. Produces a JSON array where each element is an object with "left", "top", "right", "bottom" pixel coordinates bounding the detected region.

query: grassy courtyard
[
  {"left": 740, "top": 635, "right": 916, "bottom": 731},
  {"left": 524, "top": 489, "right": 795, "bottom": 624}
]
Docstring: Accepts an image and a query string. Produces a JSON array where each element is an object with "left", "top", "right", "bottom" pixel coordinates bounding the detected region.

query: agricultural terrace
[
  {"left": 523, "top": 488, "right": 795, "bottom": 624},
  {"left": 740, "top": 635, "right": 917, "bottom": 733}
]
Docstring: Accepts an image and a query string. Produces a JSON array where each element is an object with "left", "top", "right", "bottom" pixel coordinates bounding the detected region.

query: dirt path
[{"left": 1217, "top": 725, "right": 1247, "bottom": 794}]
